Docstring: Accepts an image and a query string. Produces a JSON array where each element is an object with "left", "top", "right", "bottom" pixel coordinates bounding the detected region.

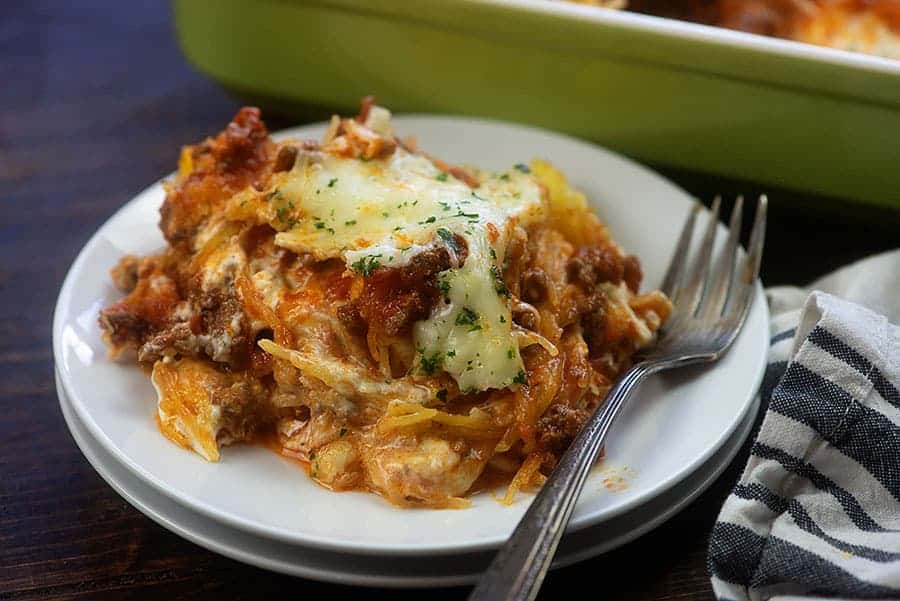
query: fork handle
[{"left": 468, "top": 362, "right": 654, "bottom": 601}]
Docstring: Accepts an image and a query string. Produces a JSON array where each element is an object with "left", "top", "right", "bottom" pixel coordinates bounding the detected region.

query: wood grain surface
[{"left": 2, "top": 3, "right": 899, "bottom": 600}]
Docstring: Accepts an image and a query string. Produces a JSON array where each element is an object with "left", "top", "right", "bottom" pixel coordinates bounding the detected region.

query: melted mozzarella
[{"left": 269, "top": 147, "right": 547, "bottom": 392}]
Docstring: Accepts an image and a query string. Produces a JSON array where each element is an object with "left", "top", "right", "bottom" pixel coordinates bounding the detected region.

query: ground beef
[
  {"left": 537, "top": 403, "right": 590, "bottom": 456},
  {"left": 336, "top": 303, "right": 367, "bottom": 336},
  {"left": 567, "top": 246, "right": 624, "bottom": 289},
  {"left": 110, "top": 255, "right": 140, "bottom": 293},
  {"left": 341, "top": 246, "right": 453, "bottom": 338},
  {"left": 160, "top": 107, "right": 274, "bottom": 248},
  {"left": 580, "top": 293, "right": 608, "bottom": 358},
  {"left": 623, "top": 255, "right": 642, "bottom": 293},
  {"left": 198, "top": 288, "right": 249, "bottom": 367},
  {"left": 272, "top": 145, "right": 298, "bottom": 173},
  {"left": 521, "top": 268, "right": 550, "bottom": 304},
  {"left": 137, "top": 322, "right": 199, "bottom": 362},
  {"left": 98, "top": 309, "right": 147, "bottom": 351}
]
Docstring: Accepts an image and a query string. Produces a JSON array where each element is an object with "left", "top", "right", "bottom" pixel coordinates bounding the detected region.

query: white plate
[
  {"left": 57, "top": 369, "right": 759, "bottom": 587},
  {"left": 53, "top": 115, "right": 769, "bottom": 556}
]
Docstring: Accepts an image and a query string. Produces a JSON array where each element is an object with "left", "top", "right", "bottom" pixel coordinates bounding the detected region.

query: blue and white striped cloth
[{"left": 709, "top": 250, "right": 900, "bottom": 600}]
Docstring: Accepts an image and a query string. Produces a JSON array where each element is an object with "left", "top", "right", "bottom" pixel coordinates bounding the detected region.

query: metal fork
[{"left": 469, "top": 195, "right": 767, "bottom": 601}]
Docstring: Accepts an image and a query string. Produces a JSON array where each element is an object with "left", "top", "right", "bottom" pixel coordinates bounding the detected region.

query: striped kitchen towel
[{"left": 709, "top": 250, "right": 900, "bottom": 601}]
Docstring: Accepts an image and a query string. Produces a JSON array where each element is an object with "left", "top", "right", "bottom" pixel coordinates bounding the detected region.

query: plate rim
[{"left": 52, "top": 113, "right": 769, "bottom": 556}]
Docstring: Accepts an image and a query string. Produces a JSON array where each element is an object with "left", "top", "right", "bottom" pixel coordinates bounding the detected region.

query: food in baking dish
[
  {"left": 569, "top": 0, "right": 900, "bottom": 60},
  {"left": 98, "top": 99, "right": 671, "bottom": 508}
]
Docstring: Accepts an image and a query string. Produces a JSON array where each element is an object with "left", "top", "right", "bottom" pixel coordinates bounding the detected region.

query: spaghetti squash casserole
[{"left": 99, "top": 100, "right": 671, "bottom": 508}]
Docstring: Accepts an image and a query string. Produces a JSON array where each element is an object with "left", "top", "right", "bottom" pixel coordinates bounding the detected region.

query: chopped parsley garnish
[
  {"left": 382, "top": 211, "right": 390, "bottom": 218},
  {"left": 514, "top": 163, "right": 530, "bottom": 173},
  {"left": 314, "top": 220, "right": 326, "bottom": 230},
  {"left": 421, "top": 216, "right": 437, "bottom": 224},
  {"left": 328, "top": 178, "right": 338, "bottom": 188},
  {"left": 275, "top": 202, "right": 296, "bottom": 227},
  {"left": 499, "top": 173, "right": 510, "bottom": 181},
  {"left": 436, "top": 389, "right": 448, "bottom": 402},
  {"left": 438, "top": 276, "right": 451, "bottom": 297},
  {"left": 499, "top": 315, "right": 506, "bottom": 323},
  {"left": 436, "top": 228, "right": 454, "bottom": 244},
  {"left": 436, "top": 172, "right": 449, "bottom": 182},
  {"left": 457, "top": 210, "right": 479, "bottom": 221},
  {"left": 455, "top": 307, "right": 480, "bottom": 331},
  {"left": 491, "top": 265, "right": 510, "bottom": 297},
  {"left": 345, "top": 219, "right": 357, "bottom": 226},
  {"left": 350, "top": 255, "right": 381, "bottom": 277},
  {"left": 435, "top": 227, "right": 464, "bottom": 257},
  {"left": 419, "top": 351, "right": 443, "bottom": 375},
  {"left": 447, "top": 349, "right": 456, "bottom": 358},
  {"left": 507, "top": 347, "right": 515, "bottom": 359},
  {"left": 513, "top": 370, "right": 527, "bottom": 385},
  {"left": 439, "top": 201, "right": 452, "bottom": 211},
  {"left": 489, "top": 247, "right": 497, "bottom": 260},
  {"left": 265, "top": 189, "right": 282, "bottom": 202}
]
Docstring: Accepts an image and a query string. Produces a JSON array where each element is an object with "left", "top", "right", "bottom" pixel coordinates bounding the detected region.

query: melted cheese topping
[{"left": 270, "top": 149, "right": 547, "bottom": 392}]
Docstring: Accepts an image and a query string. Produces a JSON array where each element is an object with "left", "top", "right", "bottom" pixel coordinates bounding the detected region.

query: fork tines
[{"left": 662, "top": 195, "right": 767, "bottom": 326}]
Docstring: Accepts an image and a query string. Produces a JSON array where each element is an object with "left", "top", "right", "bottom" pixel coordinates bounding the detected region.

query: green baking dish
[{"left": 173, "top": 0, "right": 900, "bottom": 210}]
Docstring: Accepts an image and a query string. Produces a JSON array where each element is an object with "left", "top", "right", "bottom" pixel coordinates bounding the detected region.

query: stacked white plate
[{"left": 53, "top": 116, "right": 769, "bottom": 587}]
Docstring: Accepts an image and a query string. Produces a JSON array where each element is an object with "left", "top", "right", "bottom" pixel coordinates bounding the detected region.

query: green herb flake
[
  {"left": 507, "top": 347, "right": 515, "bottom": 359},
  {"left": 455, "top": 307, "right": 481, "bottom": 331},
  {"left": 419, "top": 351, "right": 443, "bottom": 375},
  {"left": 328, "top": 178, "right": 338, "bottom": 188},
  {"left": 436, "top": 228, "right": 454, "bottom": 243},
  {"left": 447, "top": 349, "right": 456, "bottom": 358},
  {"left": 514, "top": 163, "right": 530, "bottom": 173},
  {"left": 350, "top": 255, "right": 382, "bottom": 277},
  {"left": 345, "top": 219, "right": 357, "bottom": 226},
  {"left": 438, "top": 276, "right": 451, "bottom": 297},
  {"left": 436, "top": 172, "right": 449, "bottom": 182},
  {"left": 513, "top": 370, "right": 527, "bottom": 385},
  {"left": 491, "top": 265, "right": 510, "bottom": 297},
  {"left": 436, "top": 227, "right": 463, "bottom": 255},
  {"left": 499, "top": 173, "right": 510, "bottom": 181}
]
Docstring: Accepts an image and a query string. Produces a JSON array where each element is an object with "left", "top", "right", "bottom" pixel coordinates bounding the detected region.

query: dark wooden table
[{"left": 3, "top": 3, "right": 899, "bottom": 600}]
